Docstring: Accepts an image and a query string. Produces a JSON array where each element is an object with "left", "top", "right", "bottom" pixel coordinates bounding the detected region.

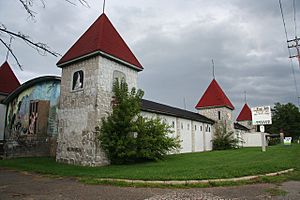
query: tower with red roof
[
  {"left": 56, "top": 13, "right": 143, "bottom": 166},
  {"left": 236, "top": 103, "right": 255, "bottom": 131},
  {"left": 195, "top": 78, "right": 234, "bottom": 130}
]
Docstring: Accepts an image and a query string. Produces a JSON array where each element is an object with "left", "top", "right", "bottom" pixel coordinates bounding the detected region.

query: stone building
[
  {"left": 195, "top": 78, "right": 235, "bottom": 132},
  {"left": 0, "top": 12, "right": 263, "bottom": 164},
  {"left": 55, "top": 13, "right": 143, "bottom": 166},
  {"left": 236, "top": 103, "right": 255, "bottom": 132}
]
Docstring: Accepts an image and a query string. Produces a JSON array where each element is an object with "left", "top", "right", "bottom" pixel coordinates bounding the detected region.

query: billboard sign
[{"left": 251, "top": 106, "right": 272, "bottom": 125}]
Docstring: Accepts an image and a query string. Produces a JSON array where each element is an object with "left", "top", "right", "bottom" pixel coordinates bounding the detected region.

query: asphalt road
[{"left": 0, "top": 169, "right": 299, "bottom": 200}]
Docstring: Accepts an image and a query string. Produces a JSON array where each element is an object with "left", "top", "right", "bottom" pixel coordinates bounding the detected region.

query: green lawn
[{"left": 0, "top": 145, "right": 299, "bottom": 181}]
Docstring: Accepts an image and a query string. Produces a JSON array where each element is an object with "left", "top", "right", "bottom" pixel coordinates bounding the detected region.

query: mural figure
[{"left": 28, "top": 112, "right": 38, "bottom": 135}]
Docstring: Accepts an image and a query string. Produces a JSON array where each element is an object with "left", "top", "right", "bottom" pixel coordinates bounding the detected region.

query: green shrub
[
  {"left": 135, "top": 117, "right": 180, "bottom": 161},
  {"left": 212, "top": 122, "right": 239, "bottom": 150},
  {"left": 268, "top": 137, "right": 281, "bottom": 146},
  {"left": 97, "top": 80, "right": 179, "bottom": 164}
]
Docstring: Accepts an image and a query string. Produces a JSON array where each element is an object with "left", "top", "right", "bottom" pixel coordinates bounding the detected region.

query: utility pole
[{"left": 288, "top": 36, "right": 300, "bottom": 67}]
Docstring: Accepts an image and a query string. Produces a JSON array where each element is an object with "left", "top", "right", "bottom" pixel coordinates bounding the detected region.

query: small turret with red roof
[
  {"left": 195, "top": 78, "right": 234, "bottom": 130},
  {"left": 236, "top": 103, "right": 255, "bottom": 131}
]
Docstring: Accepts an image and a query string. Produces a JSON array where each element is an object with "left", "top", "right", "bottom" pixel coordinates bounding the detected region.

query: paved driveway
[{"left": 0, "top": 169, "right": 299, "bottom": 200}]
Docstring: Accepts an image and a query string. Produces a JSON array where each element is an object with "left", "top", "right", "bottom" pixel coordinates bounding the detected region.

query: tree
[
  {"left": 268, "top": 102, "right": 300, "bottom": 138},
  {"left": 96, "top": 80, "right": 180, "bottom": 164},
  {"left": 212, "top": 122, "right": 240, "bottom": 150},
  {"left": 0, "top": 0, "right": 88, "bottom": 70}
]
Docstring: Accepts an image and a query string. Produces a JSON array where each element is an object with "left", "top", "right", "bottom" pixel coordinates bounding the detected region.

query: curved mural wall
[{"left": 3, "top": 76, "right": 60, "bottom": 158}]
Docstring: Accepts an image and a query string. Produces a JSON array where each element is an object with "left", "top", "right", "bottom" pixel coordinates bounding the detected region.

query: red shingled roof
[
  {"left": 57, "top": 13, "right": 143, "bottom": 70},
  {"left": 236, "top": 103, "right": 252, "bottom": 121},
  {"left": 195, "top": 79, "right": 234, "bottom": 110},
  {"left": 0, "top": 62, "right": 20, "bottom": 95}
]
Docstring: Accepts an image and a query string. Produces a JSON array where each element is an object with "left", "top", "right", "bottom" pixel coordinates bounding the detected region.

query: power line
[
  {"left": 293, "top": 0, "right": 297, "bottom": 37},
  {"left": 279, "top": 0, "right": 300, "bottom": 107}
]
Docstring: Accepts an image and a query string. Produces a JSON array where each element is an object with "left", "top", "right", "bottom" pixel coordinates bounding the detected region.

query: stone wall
[
  {"left": 56, "top": 55, "right": 138, "bottom": 166},
  {"left": 3, "top": 135, "right": 57, "bottom": 158},
  {"left": 197, "top": 107, "right": 234, "bottom": 132},
  {"left": 238, "top": 120, "right": 256, "bottom": 132}
]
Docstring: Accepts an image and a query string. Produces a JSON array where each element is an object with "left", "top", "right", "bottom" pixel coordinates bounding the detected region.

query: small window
[
  {"left": 200, "top": 126, "right": 202, "bottom": 131},
  {"left": 113, "top": 70, "right": 126, "bottom": 84},
  {"left": 208, "top": 126, "right": 211, "bottom": 132},
  {"left": 187, "top": 124, "right": 190, "bottom": 130},
  {"left": 172, "top": 121, "right": 175, "bottom": 128},
  {"left": 218, "top": 111, "right": 221, "bottom": 120},
  {"left": 181, "top": 123, "right": 183, "bottom": 129},
  {"left": 195, "top": 125, "right": 197, "bottom": 130},
  {"left": 72, "top": 70, "right": 84, "bottom": 91}
]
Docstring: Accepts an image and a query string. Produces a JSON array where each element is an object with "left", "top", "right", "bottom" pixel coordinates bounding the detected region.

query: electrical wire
[
  {"left": 279, "top": 0, "right": 300, "bottom": 107},
  {"left": 293, "top": 0, "right": 297, "bottom": 37}
]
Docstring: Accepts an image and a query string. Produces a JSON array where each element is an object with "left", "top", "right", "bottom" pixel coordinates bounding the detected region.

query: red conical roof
[
  {"left": 236, "top": 103, "right": 252, "bottom": 121},
  {"left": 195, "top": 79, "right": 234, "bottom": 110},
  {"left": 0, "top": 61, "right": 20, "bottom": 94},
  {"left": 57, "top": 13, "right": 143, "bottom": 70}
]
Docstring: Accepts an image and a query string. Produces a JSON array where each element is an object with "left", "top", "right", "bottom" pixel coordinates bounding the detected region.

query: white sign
[
  {"left": 284, "top": 137, "right": 292, "bottom": 145},
  {"left": 260, "top": 125, "right": 265, "bottom": 133},
  {"left": 251, "top": 106, "right": 272, "bottom": 125}
]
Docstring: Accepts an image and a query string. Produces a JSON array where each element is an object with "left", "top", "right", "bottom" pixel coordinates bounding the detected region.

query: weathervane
[
  {"left": 102, "top": 0, "right": 106, "bottom": 13},
  {"left": 211, "top": 59, "right": 215, "bottom": 79}
]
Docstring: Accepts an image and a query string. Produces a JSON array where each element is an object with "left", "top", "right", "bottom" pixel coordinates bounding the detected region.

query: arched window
[
  {"left": 72, "top": 70, "right": 84, "bottom": 91},
  {"left": 113, "top": 70, "right": 126, "bottom": 84}
]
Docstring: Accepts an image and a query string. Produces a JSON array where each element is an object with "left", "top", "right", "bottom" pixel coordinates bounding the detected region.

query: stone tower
[
  {"left": 236, "top": 103, "right": 255, "bottom": 132},
  {"left": 195, "top": 79, "right": 235, "bottom": 131},
  {"left": 56, "top": 13, "right": 143, "bottom": 166}
]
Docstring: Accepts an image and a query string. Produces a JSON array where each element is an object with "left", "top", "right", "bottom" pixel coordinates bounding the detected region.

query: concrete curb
[{"left": 96, "top": 168, "right": 294, "bottom": 185}]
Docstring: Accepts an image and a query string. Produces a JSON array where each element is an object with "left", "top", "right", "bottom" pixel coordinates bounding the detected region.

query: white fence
[{"left": 239, "top": 132, "right": 267, "bottom": 147}]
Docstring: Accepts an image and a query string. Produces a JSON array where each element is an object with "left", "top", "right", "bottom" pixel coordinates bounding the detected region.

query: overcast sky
[{"left": 1, "top": 0, "right": 300, "bottom": 118}]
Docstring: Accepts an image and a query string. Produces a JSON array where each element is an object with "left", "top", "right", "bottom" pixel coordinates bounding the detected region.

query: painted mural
[{"left": 6, "top": 80, "right": 60, "bottom": 139}]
